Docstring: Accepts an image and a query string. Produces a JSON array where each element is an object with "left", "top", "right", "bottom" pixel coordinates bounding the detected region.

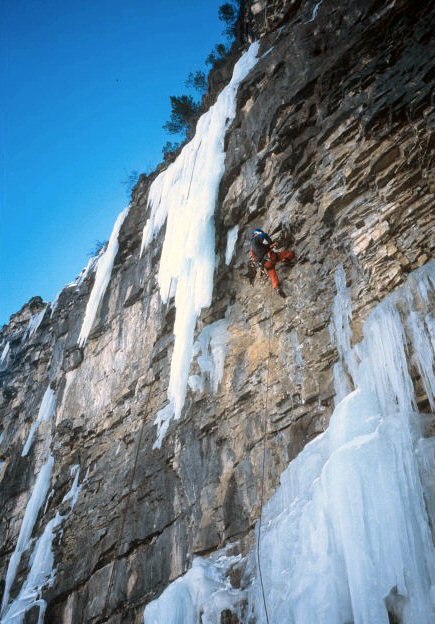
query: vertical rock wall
[{"left": 1, "top": 0, "right": 434, "bottom": 622}]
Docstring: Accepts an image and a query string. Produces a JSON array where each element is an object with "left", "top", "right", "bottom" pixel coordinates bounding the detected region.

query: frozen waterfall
[
  {"left": 253, "top": 260, "right": 435, "bottom": 624},
  {"left": 22, "top": 386, "right": 56, "bottom": 457},
  {"left": 140, "top": 42, "right": 259, "bottom": 445},
  {"left": 142, "top": 261, "right": 435, "bottom": 624},
  {"left": 1, "top": 513, "right": 64, "bottom": 624},
  {"left": 1, "top": 465, "right": 84, "bottom": 624},
  {"left": 1, "top": 456, "right": 54, "bottom": 616}
]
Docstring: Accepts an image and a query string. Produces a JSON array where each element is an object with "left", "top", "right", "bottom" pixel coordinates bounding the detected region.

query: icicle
[
  {"left": 332, "top": 360, "right": 352, "bottom": 404},
  {"left": 0, "top": 342, "right": 10, "bottom": 367},
  {"left": 407, "top": 309, "right": 435, "bottom": 409},
  {"left": 78, "top": 207, "right": 129, "bottom": 347},
  {"left": 61, "top": 465, "right": 82, "bottom": 510},
  {"left": 22, "top": 387, "right": 56, "bottom": 457},
  {"left": 360, "top": 298, "right": 415, "bottom": 416},
  {"left": 409, "top": 263, "right": 435, "bottom": 307},
  {"left": 250, "top": 261, "right": 435, "bottom": 624},
  {"left": 23, "top": 308, "right": 46, "bottom": 343},
  {"left": 225, "top": 226, "right": 239, "bottom": 265},
  {"left": 188, "top": 319, "right": 228, "bottom": 394},
  {"left": 1, "top": 456, "right": 54, "bottom": 616},
  {"left": 1, "top": 466, "right": 84, "bottom": 623},
  {"left": 1, "top": 513, "right": 63, "bottom": 624},
  {"left": 141, "top": 43, "right": 259, "bottom": 445},
  {"left": 329, "top": 265, "right": 358, "bottom": 397},
  {"left": 153, "top": 403, "right": 175, "bottom": 450},
  {"left": 49, "top": 293, "right": 61, "bottom": 318}
]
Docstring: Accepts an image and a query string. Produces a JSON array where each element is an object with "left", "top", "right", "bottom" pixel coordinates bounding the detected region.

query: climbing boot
[
  {"left": 246, "top": 261, "right": 257, "bottom": 285},
  {"left": 275, "top": 286, "right": 286, "bottom": 298},
  {"left": 283, "top": 250, "right": 296, "bottom": 263}
]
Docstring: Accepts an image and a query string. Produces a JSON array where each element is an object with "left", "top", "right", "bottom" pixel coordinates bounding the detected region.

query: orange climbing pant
[{"left": 263, "top": 250, "right": 295, "bottom": 289}]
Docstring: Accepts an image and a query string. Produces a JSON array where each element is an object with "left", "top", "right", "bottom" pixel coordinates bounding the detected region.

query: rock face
[{"left": 1, "top": 1, "right": 434, "bottom": 623}]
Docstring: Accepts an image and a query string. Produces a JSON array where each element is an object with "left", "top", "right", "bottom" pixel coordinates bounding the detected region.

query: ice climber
[{"left": 250, "top": 228, "right": 295, "bottom": 297}]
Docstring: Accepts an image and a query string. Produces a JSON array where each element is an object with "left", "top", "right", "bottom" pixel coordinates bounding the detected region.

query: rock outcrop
[{"left": 1, "top": 1, "right": 434, "bottom": 622}]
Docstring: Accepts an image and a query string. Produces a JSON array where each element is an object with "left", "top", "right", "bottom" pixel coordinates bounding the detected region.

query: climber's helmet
[{"left": 252, "top": 228, "right": 264, "bottom": 237}]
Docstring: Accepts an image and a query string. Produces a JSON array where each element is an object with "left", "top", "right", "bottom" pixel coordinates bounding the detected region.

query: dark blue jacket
[{"left": 251, "top": 232, "right": 273, "bottom": 262}]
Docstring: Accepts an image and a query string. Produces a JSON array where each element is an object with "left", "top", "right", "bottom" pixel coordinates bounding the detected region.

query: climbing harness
[
  {"left": 255, "top": 259, "right": 270, "bottom": 282},
  {"left": 102, "top": 384, "right": 153, "bottom": 620},
  {"left": 256, "top": 298, "right": 273, "bottom": 624},
  {"left": 259, "top": 269, "right": 269, "bottom": 284}
]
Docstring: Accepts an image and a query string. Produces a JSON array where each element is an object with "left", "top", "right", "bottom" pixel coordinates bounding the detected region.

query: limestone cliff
[{"left": 1, "top": 1, "right": 434, "bottom": 623}]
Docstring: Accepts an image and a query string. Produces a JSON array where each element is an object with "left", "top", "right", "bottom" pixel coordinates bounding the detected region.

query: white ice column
[{"left": 141, "top": 43, "right": 259, "bottom": 445}]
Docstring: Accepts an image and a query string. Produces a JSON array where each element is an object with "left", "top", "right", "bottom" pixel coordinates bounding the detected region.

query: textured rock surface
[{"left": 1, "top": 1, "right": 434, "bottom": 622}]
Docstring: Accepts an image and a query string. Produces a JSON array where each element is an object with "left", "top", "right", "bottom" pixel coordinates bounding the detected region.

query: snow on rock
[
  {"left": 1, "top": 456, "right": 54, "bottom": 616},
  {"left": 252, "top": 260, "right": 435, "bottom": 624},
  {"left": 78, "top": 207, "right": 129, "bottom": 347},
  {"left": 188, "top": 319, "right": 228, "bottom": 395},
  {"left": 50, "top": 255, "right": 100, "bottom": 317},
  {"left": 140, "top": 42, "right": 259, "bottom": 444},
  {"left": 143, "top": 552, "right": 244, "bottom": 624},
  {"left": 75, "top": 254, "right": 101, "bottom": 287},
  {"left": 22, "top": 386, "right": 56, "bottom": 457},
  {"left": 225, "top": 225, "right": 239, "bottom": 265}
]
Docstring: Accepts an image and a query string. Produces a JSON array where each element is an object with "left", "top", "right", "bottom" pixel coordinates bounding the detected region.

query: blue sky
[{"left": 1, "top": 0, "right": 225, "bottom": 324}]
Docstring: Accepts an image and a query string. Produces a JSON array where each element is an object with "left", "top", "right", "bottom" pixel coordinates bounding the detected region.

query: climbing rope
[
  {"left": 102, "top": 383, "right": 153, "bottom": 621},
  {"left": 256, "top": 297, "right": 273, "bottom": 624},
  {"left": 186, "top": 139, "right": 201, "bottom": 199},
  {"left": 263, "top": 3, "right": 269, "bottom": 32}
]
